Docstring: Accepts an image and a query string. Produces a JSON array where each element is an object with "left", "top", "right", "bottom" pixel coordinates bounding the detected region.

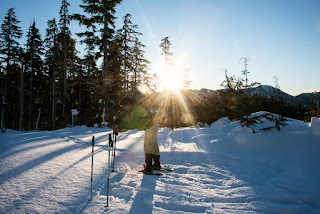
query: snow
[
  {"left": 310, "top": 117, "right": 320, "bottom": 136},
  {"left": 1, "top": 112, "right": 320, "bottom": 213}
]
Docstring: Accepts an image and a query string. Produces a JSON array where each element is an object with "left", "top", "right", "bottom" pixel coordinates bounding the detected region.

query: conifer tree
[
  {"left": 182, "top": 68, "right": 192, "bottom": 90},
  {"left": 59, "top": 0, "right": 70, "bottom": 119},
  {"left": 0, "top": 8, "right": 22, "bottom": 68},
  {"left": 118, "top": 14, "right": 140, "bottom": 90},
  {"left": 132, "top": 37, "right": 150, "bottom": 87},
  {"left": 73, "top": 0, "right": 122, "bottom": 123},
  {"left": 45, "top": 18, "right": 58, "bottom": 130},
  {"left": 159, "top": 36, "right": 173, "bottom": 91},
  {"left": 305, "top": 92, "right": 319, "bottom": 121},
  {"left": 25, "top": 20, "right": 45, "bottom": 130},
  {"left": 0, "top": 8, "right": 23, "bottom": 131},
  {"left": 151, "top": 73, "right": 160, "bottom": 92},
  {"left": 76, "top": 27, "right": 103, "bottom": 126}
]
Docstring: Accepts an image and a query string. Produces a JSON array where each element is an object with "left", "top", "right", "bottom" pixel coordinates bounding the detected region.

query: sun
[{"left": 163, "top": 69, "right": 183, "bottom": 92}]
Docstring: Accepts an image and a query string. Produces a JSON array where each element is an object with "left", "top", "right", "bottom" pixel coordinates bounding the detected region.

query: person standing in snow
[{"left": 113, "top": 94, "right": 161, "bottom": 173}]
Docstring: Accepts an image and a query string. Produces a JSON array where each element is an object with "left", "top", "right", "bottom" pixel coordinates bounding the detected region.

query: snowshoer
[{"left": 113, "top": 95, "right": 161, "bottom": 173}]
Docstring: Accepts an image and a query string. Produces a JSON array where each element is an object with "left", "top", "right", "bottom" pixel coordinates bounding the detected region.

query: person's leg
[
  {"left": 144, "top": 123, "right": 160, "bottom": 170},
  {"left": 152, "top": 153, "right": 161, "bottom": 170},
  {"left": 144, "top": 153, "right": 153, "bottom": 172}
]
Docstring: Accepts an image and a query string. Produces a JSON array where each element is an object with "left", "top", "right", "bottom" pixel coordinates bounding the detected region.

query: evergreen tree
[
  {"left": 132, "top": 37, "right": 150, "bottom": 88},
  {"left": 0, "top": 8, "right": 23, "bottom": 131},
  {"left": 151, "top": 73, "right": 160, "bottom": 92},
  {"left": 238, "top": 58, "right": 259, "bottom": 129},
  {"left": 73, "top": 0, "right": 122, "bottom": 123},
  {"left": 76, "top": 27, "right": 103, "bottom": 126},
  {"left": 108, "top": 34, "right": 124, "bottom": 122},
  {"left": 18, "top": 49, "right": 25, "bottom": 131},
  {"left": 159, "top": 36, "right": 173, "bottom": 91},
  {"left": 0, "top": 8, "right": 22, "bottom": 67},
  {"left": 305, "top": 91, "right": 320, "bottom": 121},
  {"left": 182, "top": 68, "right": 192, "bottom": 90},
  {"left": 159, "top": 37, "right": 176, "bottom": 128},
  {"left": 59, "top": 0, "right": 70, "bottom": 119},
  {"left": 118, "top": 14, "right": 140, "bottom": 91},
  {"left": 25, "top": 20, "right": 45, "bottom": 130},
  {"left": 45, "top": 18, "right": 58, "bottom": 130}
]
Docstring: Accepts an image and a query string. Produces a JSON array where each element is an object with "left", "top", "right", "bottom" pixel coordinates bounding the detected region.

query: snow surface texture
[{"left": 1, "top": 112, "right": 320, "bottom": 213}]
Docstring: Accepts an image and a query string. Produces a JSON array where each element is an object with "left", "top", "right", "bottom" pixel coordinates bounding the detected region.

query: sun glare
[{"left": 163, "top": 69, "right": 182, "bottom": 92}]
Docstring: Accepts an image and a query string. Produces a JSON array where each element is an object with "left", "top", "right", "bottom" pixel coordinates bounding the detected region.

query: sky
[{"left": 0, "top": 0, "right": 319, "bottom": 96}]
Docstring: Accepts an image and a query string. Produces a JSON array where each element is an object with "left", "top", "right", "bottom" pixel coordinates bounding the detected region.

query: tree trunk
[
  {"left": 52, "top": 62, "right": 56, "bottom": 130},
  {"left": 19, "top": 64, "right": 24, "bottom": 131},
  {"left": 103, "top": 22, "right": 110, "bottom": 123},
  {"left": 29, "top": 64, "right": 33, "bottom": 131},
  {"left": 1, "top": 83, "right": 7, "bottom": 132},
  {"left": 63, "top": 25, "right": 67, "bottom": 120},
  {"left": 36, "top": 108, "right": 41, "bottom": 130}
]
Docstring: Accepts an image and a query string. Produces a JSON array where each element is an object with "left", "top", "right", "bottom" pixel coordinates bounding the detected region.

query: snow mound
[
  {"left": 210, "top": 117, "right": 232, "bottom": 127},
  {"left": 228, "top": 125, "right": 254, "bottom": 136},
  {"left": 310, "top": 117, "right": 320, "bottom": 136},
  {"left": 191, "top": 133, "right": 224, "bottom": 142}
]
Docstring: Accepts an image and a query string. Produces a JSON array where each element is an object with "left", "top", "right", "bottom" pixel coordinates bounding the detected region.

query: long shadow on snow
[
  {"left": 3, "top": 130, "right": 113, "bottom": 213},
  {"left": 0, "top": 137, "right": 64, "bottom": 160},
  {"left": 0, "top": 137, "right": 97, "bottom": 185},
  {"left": 128, "top": 174, "right": 160, "bottom": 214},
  {"left": 4, "top": 147, "right": 106, "bottom": 213}
]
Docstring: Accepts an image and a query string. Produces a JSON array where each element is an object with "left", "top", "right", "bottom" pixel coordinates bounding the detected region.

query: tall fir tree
[
  {"left": 25, "top": 20, "right": 45, "bottom": 130},
  {"left": 45, "top": 18, "right": 59, "bottom": 130},
  {"left": 182, "top": 68, "right": 192, "bottom": 90},
  {"left": 132, "top": 37, "right": 150, "bottom": 88},
  {"left": 159, "top": 36, "right": 173, "bottom": 91},
  {"left": 59, "top": 0, "right": 70, "bottom": 120},
  {"left": 0, "top": 8, "right": 23, "bottom": 131},
  {"left": 117, "top": 14, "right": 141, "bottom": 91},
  {"left": 73, "top": 0, "right": 122, "bottom": 123},
  {"left": 77, "top": 26, "right": 103, "bottom": 126}
]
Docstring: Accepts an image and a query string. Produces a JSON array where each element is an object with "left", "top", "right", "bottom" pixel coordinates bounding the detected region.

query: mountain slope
[{"left": 196, "top": 85, "right": 317, "bottom": 105}]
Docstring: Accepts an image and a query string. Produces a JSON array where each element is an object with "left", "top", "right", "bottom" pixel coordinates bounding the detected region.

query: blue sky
[{"left": 1, "top": 0, "right": 319, "bottom": 95}]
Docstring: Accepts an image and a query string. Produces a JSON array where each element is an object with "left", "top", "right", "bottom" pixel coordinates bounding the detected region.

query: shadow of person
[{"left": 129, "top": 174, "right": 160, "bottom": 214}]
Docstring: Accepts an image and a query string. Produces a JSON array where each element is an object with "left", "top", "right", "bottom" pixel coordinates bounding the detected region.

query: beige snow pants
[{"left": 144, "top": 123, "right": 160, "bottom": 155}]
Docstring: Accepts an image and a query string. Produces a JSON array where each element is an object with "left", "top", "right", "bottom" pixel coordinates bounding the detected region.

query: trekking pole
[
  {"left": 106, "top": 133, "right": 113, "bottom": 207},
  {"left": 90, "top": 136, "right": 95, "bottom": 201},
  {"left": 112, "top": 131, "right": 117, "bottom": 172}
]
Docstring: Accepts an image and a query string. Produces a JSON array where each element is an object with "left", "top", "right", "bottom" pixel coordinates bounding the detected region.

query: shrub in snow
[
  {"left": 309, "top": 117, "right": 320, "bottom": 136},
  {"left": 101, "top": 122, "right": 109, "bottom": 127},
  {"left": 196, "top": 122, "right": 209, "bottom": 128},
  {"left": 241, "top": 112, "right": 287, "bottom": 133}
]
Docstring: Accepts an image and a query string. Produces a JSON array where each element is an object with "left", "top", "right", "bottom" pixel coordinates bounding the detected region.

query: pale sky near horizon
[{"left": 1, "top": 0, "right": 319, "bottom": 96}]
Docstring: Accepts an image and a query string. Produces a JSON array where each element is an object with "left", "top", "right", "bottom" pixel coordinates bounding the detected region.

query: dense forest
[{"left": 0, "top": 0, "right": 319, "bottom": 132}]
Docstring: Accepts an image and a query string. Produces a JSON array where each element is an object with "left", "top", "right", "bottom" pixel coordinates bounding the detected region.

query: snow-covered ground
[{"left": 1, "top": 112, "right": 320, "bottom": 213}]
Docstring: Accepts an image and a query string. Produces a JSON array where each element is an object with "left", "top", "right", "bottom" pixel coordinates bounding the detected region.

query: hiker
[{"left": 112, "top": 95, "right": 161, "bottom": 173}]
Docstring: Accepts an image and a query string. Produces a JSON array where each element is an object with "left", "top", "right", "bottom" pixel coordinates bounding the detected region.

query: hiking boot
[
  {"left": 144, "top": 154, "right": 153, "bottom": 173},
  {"left": 152, "top": 154, "right": 161, "bottom": 170}
]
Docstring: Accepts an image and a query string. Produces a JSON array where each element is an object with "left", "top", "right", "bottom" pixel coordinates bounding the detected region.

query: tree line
[
  {"left": 0, "top": 0, "right": 156, "bottom": 131},
  {"left": 188, "top": 62, "right": 318, "bottom": 130}
]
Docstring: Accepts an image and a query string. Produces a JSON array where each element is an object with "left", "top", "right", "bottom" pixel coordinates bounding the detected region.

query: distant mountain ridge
[
  {"left": 195, "top": 85, "right": 318, "bottom": 105},
  {"left": 250, "top": 85, "right": 317, "bottom": 105}
]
